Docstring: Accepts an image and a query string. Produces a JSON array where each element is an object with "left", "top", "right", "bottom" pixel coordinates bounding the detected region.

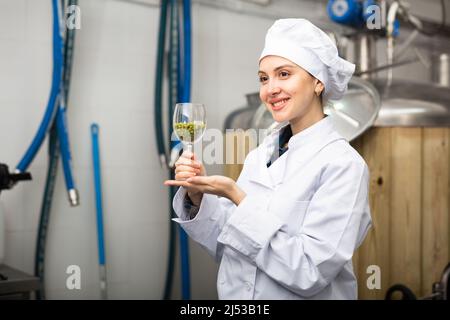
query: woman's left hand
[{"left": 164, "top": 175, "right": 246, "bottom": 206}]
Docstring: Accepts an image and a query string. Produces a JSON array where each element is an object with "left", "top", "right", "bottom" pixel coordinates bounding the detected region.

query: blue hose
[
  {"left": 91, "top": 123, "right": 108, "bottom": 299},
  {"left": 58, "top": 0, "right": 78, "bottom": 204},
  {"left": 34, "top": 0, "right": 78, "bottom": 299},
  {"left": 156, "top": 0, "right": 192, "bottom": 300},
  {"left": 56, "top": 101, "right": 75, "bottom": 191},
  {"left": 176, "top": 0, "right": 192, "bottom": 301},
  {"left": 169, "top": 0, "right": 191, "bottom": 300},
  {"left": 91, "top": 124, "right": 106, "bottom": 266},
  {"left": 155, "top": 0, "right": 176, "bottom": 301},
  {"left": 56, "top": 0, "right": 78, "bottom": 205},
  {"left": 154, "top": 0, "right": 169, "bottom": 168},
  {"left": 16, "top": 0, "right": 63, "bottom": 173}
]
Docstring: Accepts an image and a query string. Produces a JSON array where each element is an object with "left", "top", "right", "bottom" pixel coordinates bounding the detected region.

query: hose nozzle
[{"left": 68, "top": 188, "right": 79, "bottom": 206}]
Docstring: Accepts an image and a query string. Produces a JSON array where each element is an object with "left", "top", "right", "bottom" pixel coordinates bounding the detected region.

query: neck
[{"left": 289, "top": 98, "right": 325, "bottom": 135}]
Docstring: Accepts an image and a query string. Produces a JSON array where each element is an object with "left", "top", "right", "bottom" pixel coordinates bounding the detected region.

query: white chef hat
[{"left": 259, "top": 18, "right": 355, "bottom": 101}]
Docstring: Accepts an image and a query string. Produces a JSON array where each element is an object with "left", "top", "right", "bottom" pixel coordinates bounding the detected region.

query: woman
[{"left": 164, "top": 19, "right": 372, "bottom": 299}]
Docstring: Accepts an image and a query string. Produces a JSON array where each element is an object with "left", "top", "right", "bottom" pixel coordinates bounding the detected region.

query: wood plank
[
  {"left": 421, "top": 128, "right": 450, "bottom": 297},
  {"left": 390, "top": 128, "right": 422, "bottom": 296},
  {"left": 356, "top": 128, "right": 392, "bottom": 299}
]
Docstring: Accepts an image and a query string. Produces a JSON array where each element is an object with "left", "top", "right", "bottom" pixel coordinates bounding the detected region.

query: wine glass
[{"left": 173, "top": 103, "right": 206, "bottom": 153}]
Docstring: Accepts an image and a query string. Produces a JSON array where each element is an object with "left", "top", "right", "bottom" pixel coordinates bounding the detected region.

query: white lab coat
[{"left": 173, "top": 116, "right": 372, "bottom": 299}]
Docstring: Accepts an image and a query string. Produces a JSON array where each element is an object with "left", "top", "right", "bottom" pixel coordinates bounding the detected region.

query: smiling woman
[
  {"left": 164, "top": 18, "right": 371, "bottom": 300},
  {"left": 258, "top": 57, "right": 324, "bottom": 134}
]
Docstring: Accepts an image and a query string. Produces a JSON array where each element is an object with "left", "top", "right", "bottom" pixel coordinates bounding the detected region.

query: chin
[{"left": 271, "top": 112, "right": 290, "bottom": 123}]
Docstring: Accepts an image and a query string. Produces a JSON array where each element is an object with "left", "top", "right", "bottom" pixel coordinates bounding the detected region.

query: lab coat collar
[
  {"left": 248, "top": 116, "right": 345, "bottom": 189},
  {"left": 287, "top": 116, "right": 336, "bottom": 151},
  {"left": 283, "top": 117, "right": 345, "bottom": 179}
]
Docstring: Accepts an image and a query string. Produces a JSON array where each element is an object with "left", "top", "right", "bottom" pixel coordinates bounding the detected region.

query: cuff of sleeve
[
  {"left": 172, "top": 187, "right": 220, "bottom": 225},
  {"left": 172, "top": 187, "right": 192, "bottom": 221},
  {"left": 217, "top": 194, "right": 283, "bottom": 261},
  {"left": 184, "top": 193, "right": 200, "bottom": 219}
]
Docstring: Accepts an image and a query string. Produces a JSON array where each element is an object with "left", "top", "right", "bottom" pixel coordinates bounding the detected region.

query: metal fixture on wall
[
  {"left": 431, "top": 53, "right": 450, "bottom": 87},
  {"left": 354, "top": 33, "right": 377, "bottom": 80}
]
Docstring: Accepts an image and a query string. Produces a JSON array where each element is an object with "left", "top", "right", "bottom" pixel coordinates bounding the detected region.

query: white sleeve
[
  {"left": 217, "top": 157, "right": 372, "bottom": 297},
  {"left": 172, "top": 187, "right": 236, "bottom": 262},
  {"left": 171, "top": 150, "right": 257, "bottom": 262}
]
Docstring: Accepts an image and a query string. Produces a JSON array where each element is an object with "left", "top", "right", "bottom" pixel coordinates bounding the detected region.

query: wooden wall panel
[
  {"left": 353, "top": 127, "right": 450, "bottom": 299},
  {"left": 390, "top": 128, "right": 422, "bottom": 295},
  {"left": 357, "top": 128, "right": 392, "bottom": 299},
  {"left": 421, "top": 128, "right": 449, "bottom": 296}
]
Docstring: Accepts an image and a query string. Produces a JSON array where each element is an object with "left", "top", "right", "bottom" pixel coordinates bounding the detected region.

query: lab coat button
[{"left": 245, "top": 282, "right": 252, "bottom": 291}]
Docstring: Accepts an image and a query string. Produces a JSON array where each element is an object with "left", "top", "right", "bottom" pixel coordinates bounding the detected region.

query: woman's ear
[{"left": 314, "top": 80, "right": 325, "bottom": 96}]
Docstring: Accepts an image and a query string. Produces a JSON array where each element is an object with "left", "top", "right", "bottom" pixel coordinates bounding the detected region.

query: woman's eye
[
  {"left": 259, "top": 76, "right": 268, "bottom": 83},
  {"left": 279, "top": 71, "right": 289, "bottom": 78}
]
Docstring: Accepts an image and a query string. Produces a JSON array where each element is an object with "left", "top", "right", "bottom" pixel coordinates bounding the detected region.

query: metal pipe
[
  {"left": 386, "top": 1, "right": 400, "bottom": 87},
  {"left": 354, "top": 33, "right": 377, "bottom": 80},
  {"left": 355, "top": 57, "right": 419, "bottom": 76},
  {"left": 431, "top": 53, "right": 450, "bottom": 87}
]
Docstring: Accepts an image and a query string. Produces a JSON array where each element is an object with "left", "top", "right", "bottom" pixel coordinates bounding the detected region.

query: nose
[{"left": 267, "top": 80, "right": 281, "bottom": 96}]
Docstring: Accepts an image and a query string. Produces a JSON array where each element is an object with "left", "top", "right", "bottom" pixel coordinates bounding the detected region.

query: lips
[{"left": 270, "top": 98, "right": 290, "bottom": 111}]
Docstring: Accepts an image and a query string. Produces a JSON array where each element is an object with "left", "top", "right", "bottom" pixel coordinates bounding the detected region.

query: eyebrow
[{"left": 258, "top": 64, "right": 296, "bottom": 74}]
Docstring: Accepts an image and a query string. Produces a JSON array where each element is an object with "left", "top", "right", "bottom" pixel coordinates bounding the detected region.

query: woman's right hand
[{"left": 174, "top": 151, "right": 206, "bottom": 205}]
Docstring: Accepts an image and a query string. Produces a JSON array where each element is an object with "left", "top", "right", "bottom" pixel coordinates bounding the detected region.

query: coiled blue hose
[{"left": 16, "top": 0, "right": 63, "bottom": 173}]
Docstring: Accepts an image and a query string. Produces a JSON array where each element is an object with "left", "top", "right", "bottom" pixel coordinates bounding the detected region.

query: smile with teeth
[{"left": 271, "top": 98, "right": 290, "bottom": 110}]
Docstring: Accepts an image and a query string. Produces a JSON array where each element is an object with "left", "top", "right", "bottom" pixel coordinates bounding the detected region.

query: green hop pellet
[{"left": 174, "top": 122, "right": 206, "bottom": 142}]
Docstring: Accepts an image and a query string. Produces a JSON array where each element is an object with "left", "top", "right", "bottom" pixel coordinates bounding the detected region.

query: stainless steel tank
[{"left": 373, "top": 79, "right": 450, "bottom": 127}]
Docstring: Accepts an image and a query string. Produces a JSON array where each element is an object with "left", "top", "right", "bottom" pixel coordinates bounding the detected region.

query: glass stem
[{"left": 185, "top": 143, "right": 193, "bottom": 154}]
